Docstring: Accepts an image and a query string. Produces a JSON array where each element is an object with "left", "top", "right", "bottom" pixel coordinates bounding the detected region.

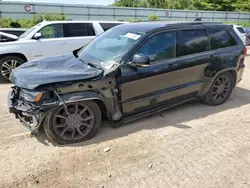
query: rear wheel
[
  {"left": 0, "top": 56, "right": 25, "bottom": 82},
  {"left": 203, "top": 72, "right": 233, "bottom": 106},
  {"left": 44, "top": 101, "right": 102, "bottom": 145}
]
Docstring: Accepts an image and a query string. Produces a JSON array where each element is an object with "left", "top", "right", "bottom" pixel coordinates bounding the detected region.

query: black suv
[{"left": 8, "top": 22, "right": 246, "bottom": 144}]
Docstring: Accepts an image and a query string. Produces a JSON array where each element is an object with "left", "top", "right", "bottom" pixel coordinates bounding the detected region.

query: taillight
[{"left": 243, "top": 47, "right": 247, "bottom": 55}]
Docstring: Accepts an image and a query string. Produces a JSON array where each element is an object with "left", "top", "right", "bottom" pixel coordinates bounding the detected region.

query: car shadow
[{"left": 35, "top": 86, "right": 250, "bottom": 147}]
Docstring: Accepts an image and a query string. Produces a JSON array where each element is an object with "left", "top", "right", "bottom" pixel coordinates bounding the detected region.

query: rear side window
[
  {"left": 208, "top": 28, "right": 237, "bottom": 50},
  {"left": 99, "top": 23, "right": 122, "bottom": 31},
  {"left": 237, "top": 27, "right": 245, "bottom": 33},
  {"left": 63, "top": 23, "right": 95, "bottom": 37},
  {"left": 176, "top": 30, "right": 209, "bottom": 57}
]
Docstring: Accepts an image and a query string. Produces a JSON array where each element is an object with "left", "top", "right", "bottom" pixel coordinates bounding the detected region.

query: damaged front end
[
  {"left": 8, "top": 87, "right": 58, "bottom": 133},
  {"left": 8, "top": 75, "right": 123, "bottom": 133}
]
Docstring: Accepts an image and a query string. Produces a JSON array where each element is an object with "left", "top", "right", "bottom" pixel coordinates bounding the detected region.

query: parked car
[
  {"left": 0, "top": 20, "right": 126, "bottom": 81},
  {"left": 8, "top": 22, "right": 246, "bottom": 144},
  {"left": 244, "top": 27, "right": 250, "bottom": 46},
  {"left": 231, "top": 25, "right": 246, "bottom": 45},
  {"left": 0, "top": 32, "right": 18, "bottom": 42},
  {"left": 0, "top": 28, "right": 27, "bottom": 37}
]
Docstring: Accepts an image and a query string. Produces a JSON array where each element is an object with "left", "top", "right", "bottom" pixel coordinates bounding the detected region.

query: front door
[
  {"left": 31, "top": 24, "right": 66, "bottom": 59},
  {"left": 120, "top": 28, "right": 211, "bottom": 115}
]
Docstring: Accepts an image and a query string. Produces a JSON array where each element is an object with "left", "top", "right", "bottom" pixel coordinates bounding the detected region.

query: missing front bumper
[{"left": 8, "top": 90, "right": 47, "bottom": 132}]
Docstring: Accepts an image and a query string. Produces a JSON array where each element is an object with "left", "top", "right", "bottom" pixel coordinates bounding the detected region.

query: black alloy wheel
[{"left": 44, "top": 101, "right": 101, "bottom": 144}]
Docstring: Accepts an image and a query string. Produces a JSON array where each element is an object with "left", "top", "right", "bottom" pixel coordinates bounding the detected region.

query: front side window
[
  {"left": 176, "top": 30, "right": 209, "bottom": 57},
  {"left": 39, "top": 24, "right": 63, "bottom": 39},
  {"left": 19, "top": 25, "right": 38, "bottom": 38},
  {"left": 137, "top": 32, "right": 176, "bottom": 63},
  {"left": 63, "top": 23, "right": 95, "bottom": 37},
  {"left": 208, "top": 28, "right": 237, "bottom": 50}
]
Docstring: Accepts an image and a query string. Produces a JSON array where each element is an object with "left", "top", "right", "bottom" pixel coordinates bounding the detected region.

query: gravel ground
[{"left": 0, "top": 51, "right": 250, "bottom": 188}]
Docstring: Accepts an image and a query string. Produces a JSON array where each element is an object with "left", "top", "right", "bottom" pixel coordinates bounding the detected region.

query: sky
[{"left": 3, "top": 0, "right": 115, "bottom": 6}]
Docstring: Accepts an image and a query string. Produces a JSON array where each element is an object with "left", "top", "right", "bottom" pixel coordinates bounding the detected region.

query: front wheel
[
  {"left": 203, "top": 72, "right": 234, "bottom": 106},
  {"left": 43, "top": 101, "right": 102, "bottom": 145}
]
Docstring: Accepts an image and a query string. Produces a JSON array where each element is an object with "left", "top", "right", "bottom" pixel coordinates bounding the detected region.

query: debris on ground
[
  {"left": 104, "top": 147, "right": 110, "bottom": 152},
  {"left": 149, "top": 164, "right": 153, "bottom": 169}
]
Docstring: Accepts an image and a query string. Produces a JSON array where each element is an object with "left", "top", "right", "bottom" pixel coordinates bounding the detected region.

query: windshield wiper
[{"left": 78, "top": 58, "right": 105, "bottom": 71}]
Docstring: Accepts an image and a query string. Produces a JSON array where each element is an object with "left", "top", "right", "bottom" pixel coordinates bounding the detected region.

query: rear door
[{"left": 62, "top": 23, "right": 96, "bottom": 52}]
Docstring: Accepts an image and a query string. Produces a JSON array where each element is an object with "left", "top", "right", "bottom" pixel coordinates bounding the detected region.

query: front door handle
[
  {"left": 58, "top": 42, "right": 66, "bottom": 44},
  {"left": 166, "top": 63, "right": 179, "bottom": 68}
]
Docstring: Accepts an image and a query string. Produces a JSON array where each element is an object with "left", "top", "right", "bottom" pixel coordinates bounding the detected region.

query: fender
[
  {"left": 200, "top": 67, "right": 237, "bottom": 96},
  {"left": 60, "top": 91, "right": 110, "bottom": 110},
  {"left": 60, "top": 90, "right": 123, "bottom": 121},
  {"left": 0, "top": 42, "right": 34, "bottom": 61}
]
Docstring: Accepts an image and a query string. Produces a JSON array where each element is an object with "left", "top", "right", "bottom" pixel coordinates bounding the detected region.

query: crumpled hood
[{"left": 10, "top": 53, "right": 103, "bottom": 89}]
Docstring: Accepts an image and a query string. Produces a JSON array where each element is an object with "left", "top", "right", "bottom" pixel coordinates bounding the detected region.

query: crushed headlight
[{"left": 19, "top": 89, "right": 44, "bottom": 102}]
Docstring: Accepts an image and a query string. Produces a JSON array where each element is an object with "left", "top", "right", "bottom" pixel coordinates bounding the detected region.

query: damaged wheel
[{"left": 43, "top": 101, "right": 101, "bottom": 144}]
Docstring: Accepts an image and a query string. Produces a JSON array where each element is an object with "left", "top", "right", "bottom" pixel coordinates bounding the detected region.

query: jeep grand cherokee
[{"left": 8, "top": 22, "right": 246, "bottom": 144}]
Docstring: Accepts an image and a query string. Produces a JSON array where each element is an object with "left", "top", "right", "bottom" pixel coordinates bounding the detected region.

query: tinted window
[
  {"left": 208, "top": 28, "right": 237, "bottom": 50},
  {"left": 39, "top": 24, "right": 63, "bottom": 39},
  {"left": 137, "top": 32, "right": 175, "bottom": 63},
  {"left": 237, "top": 27, "right": 245, "bottom": 33},
  {"left": 99, "top": 23, "right": 122, "bottom": 31},
  {"left": 64, "top": 23, "right": 95, "bottom": 37},
  {"left": 1, "top": 31, "right": 24, "bottom": 36},
  {"left": 176, "top": 30, "right": 209, "bottom": 57}
]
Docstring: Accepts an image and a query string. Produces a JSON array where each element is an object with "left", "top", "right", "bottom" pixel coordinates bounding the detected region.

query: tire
[
  {"left": 0, "top": 56, "right": 25, "bottom": 82},
  {"left": 203, "top": 72, "right": 234, "bottom": 106},
  {"left": 246, "top": 38, "right": 250, "bottom": 46},
  {"left": 43, "top": 100, "right": 102, "bottom": 145}
]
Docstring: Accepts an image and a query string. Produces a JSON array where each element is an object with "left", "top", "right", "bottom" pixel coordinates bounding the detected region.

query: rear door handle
[
  {"left": 58, "top": 42, "right": 66, "bottom": 44},
  {"left": 166, "top": 63, "right": 179, "bottom": 68}
]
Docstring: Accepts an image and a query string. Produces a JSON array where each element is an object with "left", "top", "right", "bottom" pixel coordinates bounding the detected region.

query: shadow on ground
[{"left": 35, "top": 86, "right": 250, "bottom": 147}]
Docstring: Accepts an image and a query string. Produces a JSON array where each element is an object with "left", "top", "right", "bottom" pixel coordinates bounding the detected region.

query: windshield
[
  {"left": 78, "top": 26, "right": 144, "bottom": 69},
  {"left": 19, "top": 24, "right": 39, "bottom": 38}
]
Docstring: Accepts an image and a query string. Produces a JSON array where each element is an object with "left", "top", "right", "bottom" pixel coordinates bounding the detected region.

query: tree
[
  {"left": 112, "top": 0, "right": 250, "bottom": 12},
  {"left": 193, "top": 0, "right": 237, "bottom": 11},
  {"left": 9, "top": 21, "right": 21, "bottom": 28},
  {"left": 113, "top": 0, "right": 145, "bottom": 7}
]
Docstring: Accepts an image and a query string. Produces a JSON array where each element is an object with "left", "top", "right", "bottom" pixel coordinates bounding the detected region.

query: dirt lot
[{"left": 1, "top": 52, "right": 250, "bottom": 188}]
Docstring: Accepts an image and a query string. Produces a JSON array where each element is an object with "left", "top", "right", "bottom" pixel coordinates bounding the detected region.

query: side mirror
[
  {"left": 33, "top": 33, "right": 42, "bottom": 40},
  {"left": 132, "top": 54, "right": 150, "bottom": 67}
]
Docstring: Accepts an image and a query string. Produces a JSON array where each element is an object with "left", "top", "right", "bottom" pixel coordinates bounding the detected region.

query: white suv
[
  {"left": 0, "top": 20, "right": 126, "bottom": 81},
  {"left": 231, "top": 25, "right": 246, "bottom": 45}
]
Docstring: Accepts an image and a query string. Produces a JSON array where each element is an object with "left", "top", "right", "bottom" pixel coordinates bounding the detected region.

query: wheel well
[
  {"left": 229, "top": 70, "right": 236, "bottom": 87},
  {"left": 0, "top": 53, "right": 28, "bottom": 62},
  {"left": 94, "top": 99, "right": 108, "bottom": 119}
]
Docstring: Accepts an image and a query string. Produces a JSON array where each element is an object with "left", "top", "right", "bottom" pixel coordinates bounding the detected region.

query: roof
[
  {"left": 41, "top": 20, "right": 128, "bottom": 24},
  {"left": 116, "top": 21, "right": 223, "bottom": 33}
]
